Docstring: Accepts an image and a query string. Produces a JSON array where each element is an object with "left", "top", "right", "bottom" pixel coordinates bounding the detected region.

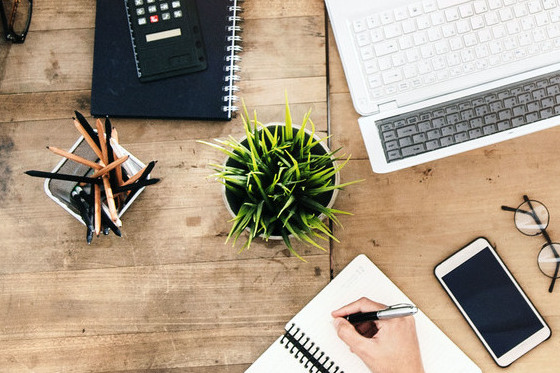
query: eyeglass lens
[
  {"left": 514, "top": 200, "right": 549, "bottom": 236},
  {"left": 538, "top": 243, "right": 560, "bottom": 279},
  {"left": 2, "top": 0, "right": 30, "bottom": 34}
]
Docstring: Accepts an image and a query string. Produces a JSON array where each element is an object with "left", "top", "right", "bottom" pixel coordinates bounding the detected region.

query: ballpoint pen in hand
[{"left": 345, "top": 303, "right": 418, "bottom": 324}]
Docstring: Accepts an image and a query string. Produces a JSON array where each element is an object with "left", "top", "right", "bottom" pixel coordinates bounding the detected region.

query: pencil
[
  {"left": 109, "top": 127, "right": 126, "bottom": 207},
  {"left": 96, "top": 119, "right": 109, "bottom": 165},
  {"left": 25, "top": 170, "right": 103, "bottom": 185},
  {"left": 122, "top": 160, "right": 157, "bottom": 186},
  {"left": 47, "top": 146, "right": 103, "bottom": 170},
  {"left": 74, "top": 111, "right": 100, "bottom": 148},
  {"left": 74, "top": 119, "right": 105, "bottom": 163},
  {"left": 109, "top": 137, "right": 135, "bottom": 177},
  {"left": 113, "top": 177, "right": 160, "bottom": 194},
  {"left": 90, "top": 155, "right": 129, "bottom": 179},
  {"left": 94, "top": 184, "right": 101, "bottom": 236},
  {"left": 102, "top": 174, "right": 118, "bottom": 222}
]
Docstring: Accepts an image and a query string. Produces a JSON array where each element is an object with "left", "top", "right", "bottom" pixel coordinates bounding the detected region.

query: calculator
[{"left": 124, "top": 0, "right": 207, "bottom": 82}]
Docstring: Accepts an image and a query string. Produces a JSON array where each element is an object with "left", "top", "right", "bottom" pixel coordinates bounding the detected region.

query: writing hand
[{"left": 332, "top": 297, "right": 425, "bottom": 373}]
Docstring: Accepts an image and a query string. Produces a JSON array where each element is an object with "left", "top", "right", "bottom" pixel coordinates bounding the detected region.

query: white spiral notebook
[{"left": 246, "top": 254, "right": 481, "bottom": 373}]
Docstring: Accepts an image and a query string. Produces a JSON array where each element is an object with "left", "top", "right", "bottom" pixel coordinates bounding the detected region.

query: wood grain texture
[{"left": 0, "top": 0, "right": 331, "bottom": 371}]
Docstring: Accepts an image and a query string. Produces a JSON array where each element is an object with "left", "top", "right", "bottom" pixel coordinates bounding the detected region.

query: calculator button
[
  {"left": 162, "top": 12, "right": 171, "bottom": 20},
  {"left": 136, "top": 7, "right": 145, "bottom": 15},
  {"left": 138, "top": 17, "right": 147, "bottom": 25},
  {"left": 147, "top": 0, "right": 155, "bottom": 3},
  {"left": 150, "top": 15, "right": 159, "bottom": 23},
  {"left": 160, "top": 3, "right": 169, "bottom": 10},
  {"left": 135, "top": 0, "right": 143, "bottom": 5},
  {"left": 173, "top": 10, "right": 182, "bottom": 18},
  {"left": 148, "top": 5, "right": 157, "bottom": 12},
  {"left": 172, "top": 1, "right": 180, "bottom": 8}
]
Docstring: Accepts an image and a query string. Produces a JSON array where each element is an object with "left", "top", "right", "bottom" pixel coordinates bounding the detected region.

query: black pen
[
  {"left": 74, "top": 111, "right": 100, "bottom": 147},
  {"left": 71, "top": 189, "right": 94, "bottom": 244},
  {"left": 25, "top": 170, "right": 103, "bottom": 185},
  {"left": 345, "top": 303, "right": 418, "bottom": 324}
]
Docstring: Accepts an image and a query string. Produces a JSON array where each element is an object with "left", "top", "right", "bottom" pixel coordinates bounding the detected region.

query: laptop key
[
  {"left": 468, "top": 128, "right": 483, "bottom": 138},
  {"left": 387, "top": 150, "right": 402, "bottom": 160},
  {"left": 383, "top": 130, "right": 397, "bottom": 141},
  {"left": 385, "top": 140, "right": 399, "bottom": 151},
  {"left": 483, "top": 124, "right": 497, "bottom": 135},
  {"left": 497, "top": 120, "right": 511, "bottom": 131},
  {"left": 397, "top": 125, "right": 418, "bottom": 137},
  {"left": 426, "top": 139, "right": 440, "bottom": 150},
  {"left": 401, "top": 144, "right": 425, "bottom": 157},
  {"left": 440, "top": 136, "right": 454, "bottom": 147},
  {"left": 454, "top": 132, "right": 469, "bottom": 143}
]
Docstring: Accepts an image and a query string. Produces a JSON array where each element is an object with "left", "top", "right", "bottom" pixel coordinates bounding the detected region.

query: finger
[
  {"left": 334, "top": 318, "right": 374, "bottom": 356},
  {"left": 332, "top": 297, "right": 387, "bottom": 318}
]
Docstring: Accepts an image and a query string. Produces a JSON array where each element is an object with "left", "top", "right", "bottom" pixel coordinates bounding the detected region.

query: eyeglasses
[
  {"left": 502, "top": 195, "right": 560, "bottom": 293},
  {"left": 0, "top": 0, "right": 32, "bottom": 43}
]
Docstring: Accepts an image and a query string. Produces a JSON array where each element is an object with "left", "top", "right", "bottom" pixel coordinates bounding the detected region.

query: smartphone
[{"left": 434, "top": 237, "right": 551, "bottom": 367}]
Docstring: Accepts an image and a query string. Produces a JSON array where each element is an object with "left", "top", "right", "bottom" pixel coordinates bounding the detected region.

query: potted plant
[{"left": 201, "top": 97, "right": 361, "bottom": 261}]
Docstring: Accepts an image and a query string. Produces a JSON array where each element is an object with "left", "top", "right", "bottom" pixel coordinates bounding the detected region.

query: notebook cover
[{"left": 91, "top": 0, "right": 237, "bottom": 120}]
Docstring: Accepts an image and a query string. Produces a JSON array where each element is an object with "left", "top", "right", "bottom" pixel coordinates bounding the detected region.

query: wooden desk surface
[{"left": 0, "top": 0, "right": 558, "bottom": 372}]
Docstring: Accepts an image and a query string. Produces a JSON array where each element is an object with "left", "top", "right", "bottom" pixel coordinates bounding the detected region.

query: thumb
[{"left": 333, "top": 318, "right": 370, "bottom": 354}]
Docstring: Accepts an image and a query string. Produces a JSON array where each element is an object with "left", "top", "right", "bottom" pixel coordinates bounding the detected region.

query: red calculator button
[{"left": 150, "top": 15, "right": 159, "bottom": 23}]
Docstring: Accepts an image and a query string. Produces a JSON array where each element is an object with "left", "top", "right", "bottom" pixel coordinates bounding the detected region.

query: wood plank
[
  {"left": 0, "top": 256, "right": 329, "bottom": 340},
  {"left": 0, "top": 256, "right": 329, "bottom": 371}
]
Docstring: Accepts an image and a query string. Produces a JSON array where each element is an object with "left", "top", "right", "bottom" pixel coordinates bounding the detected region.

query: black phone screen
[{"left": 441, "top": 246, "right": 544, "bottom": 358}]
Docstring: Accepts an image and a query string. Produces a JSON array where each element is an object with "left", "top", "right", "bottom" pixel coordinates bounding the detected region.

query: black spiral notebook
[
  {"left": 246, "top": 255, "right": 481, "bottom": 373},
  {"left": 90, "top": 0, "right": 242, "bottom": 120}
]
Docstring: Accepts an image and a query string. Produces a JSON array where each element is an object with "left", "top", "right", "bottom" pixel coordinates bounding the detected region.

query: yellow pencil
[
  {"left": 47, "top": 146, "right": 103, "bottom": 170},
  {"left": 74, "top": 119, "right": 105, "bottom": 164},
  {"left": 96, "top": 119, "right": 109, "bottom": 165},
  {"left": 94, "top": 184, "right": 101, "bottom": 236},
  {"left": 102, "top": 175, "right": 119, "bottom": 222},
  {"left": 90, "top": 155, "right": 129, "bottom": 179}
]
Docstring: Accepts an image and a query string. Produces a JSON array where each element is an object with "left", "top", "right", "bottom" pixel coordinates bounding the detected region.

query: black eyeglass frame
[
  {"left": 502, "top": 195, "right": 560, "bottom": 293},
  {"left": 0, "top": 0, "right": 32, "bottom": 43}
]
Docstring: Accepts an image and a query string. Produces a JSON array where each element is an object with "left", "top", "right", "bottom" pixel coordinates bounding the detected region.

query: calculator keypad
[
  {"left": 134, "top": 0, "right": 183, "bottom": 26},
  {"left": 125, "top": 0, "right": 207, "bottom": 81}
]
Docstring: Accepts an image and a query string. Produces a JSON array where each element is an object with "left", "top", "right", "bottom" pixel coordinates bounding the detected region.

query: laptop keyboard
[
  {"left": 377, "top": 71, "right": 560, "bottom": 162},
  {"left": 351, "top": 0, "right": 560, "bottom": 101}
]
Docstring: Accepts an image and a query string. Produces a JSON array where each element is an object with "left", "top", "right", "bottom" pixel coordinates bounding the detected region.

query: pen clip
[{"left": 384, "top": 303, "right": 414, "bottom": 311}]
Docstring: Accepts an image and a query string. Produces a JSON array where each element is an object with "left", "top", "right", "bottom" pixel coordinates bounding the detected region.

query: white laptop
[{"left": 325, "top": 0, "right": 560, "bottom": 173}]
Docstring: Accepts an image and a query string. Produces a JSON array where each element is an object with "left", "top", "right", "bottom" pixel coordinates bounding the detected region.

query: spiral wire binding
[
  {"left": 281, "top": 324, "right": 343, "bottom": 373},
  {"left": 222, "top": 0, "right": 243, "bottom": 117},
  {"left": 123, "top": 0, "right": 142, "bottom": 78}
]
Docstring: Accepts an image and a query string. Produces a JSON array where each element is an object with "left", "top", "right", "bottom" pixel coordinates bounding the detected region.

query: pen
[
  {"left": 25, "top": 170, "right": 103, "bottom": 185},
  {"left": 71, "top": 189, "right": 94, "bottom": 244},
  {"left": 345, "top": 303, "right": 418, "bottom": 324},
  {"left": 74, "top": 111, "right": 100, "bottom": 148}
]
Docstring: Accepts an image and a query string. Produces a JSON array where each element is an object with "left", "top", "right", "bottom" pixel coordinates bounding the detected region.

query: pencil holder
[{"left": 44, "top": 136, "right": 147, "bottom": 224}]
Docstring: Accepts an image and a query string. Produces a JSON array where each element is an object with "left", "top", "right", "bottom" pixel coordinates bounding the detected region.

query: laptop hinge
[{"left": 378, "top": 101, "right": 398, "bottom": 112}]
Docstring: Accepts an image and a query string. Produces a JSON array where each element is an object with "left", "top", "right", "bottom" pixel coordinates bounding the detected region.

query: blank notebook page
[{"left": 246, "top": 254, "right": 481, "bottom": 373}]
